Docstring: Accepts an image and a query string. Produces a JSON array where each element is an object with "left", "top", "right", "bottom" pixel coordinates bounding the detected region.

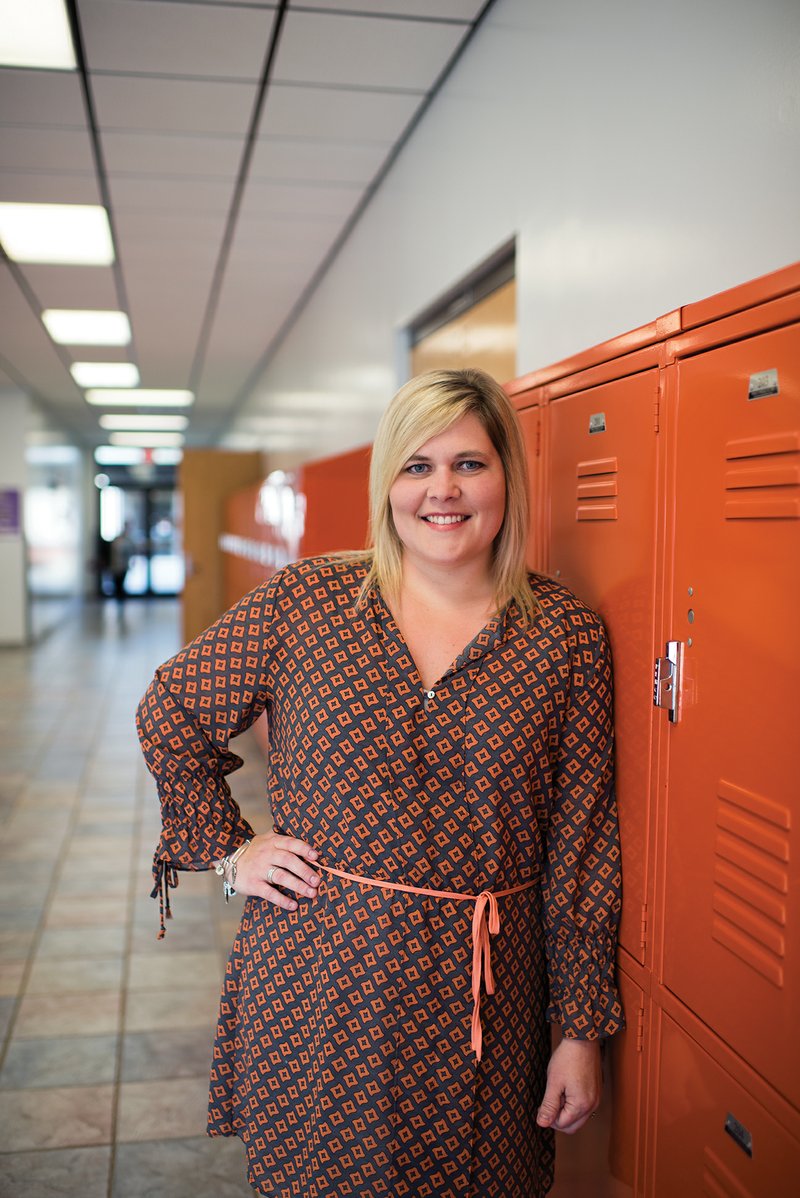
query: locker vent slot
[
  {"left": 576, "top": 457, "right": 618, "bottom": 521},
  {"left": 703, "top": 1146, "right": 753, "bottom": 1197},
  {"left": 713, "top": 779, "right": 789, "bottom": 988},
  {"left": 724, "top": 431, "right": 800, "bottom": 520}
]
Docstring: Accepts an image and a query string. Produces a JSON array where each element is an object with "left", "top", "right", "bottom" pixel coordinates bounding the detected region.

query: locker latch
[{"left": 653, "top": 641, "right": 683, "bottom": 722}]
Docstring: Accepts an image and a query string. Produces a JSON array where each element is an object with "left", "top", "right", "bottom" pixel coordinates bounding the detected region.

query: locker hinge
[
  {"left": 654, "top": 373, "right": 664, "bottom": 433},
  {"left": 636, "top": 1004, "right": 646, "bottom": 1053},
  {"left": 535, "top": 416, "right": 542, "bottom": 457},
  {"left": 640, "top": 902, "right": 648, "bottom": 955},
  {"left": 653, "top": 640, "right": 683, "bottom": 722}
]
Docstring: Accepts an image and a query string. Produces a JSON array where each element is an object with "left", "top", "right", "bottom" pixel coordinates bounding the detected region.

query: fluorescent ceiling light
[
  {"left": 0, "top": 0, "right": 76, "bottom": 70},
  {"left": 84, "top": 388, "right": 194, "bottom": 407},
  {"left": 26, "top": 444, "right": 80, "bottom": 465},
  {"left": 0, "top": 203, "right": 114, "bottom": 265},
  {"left": 152, "top": 448, "right": 184, "bottom": 466},
  {"left": 99, "top": 414, "right": 188, "bottom": 431},
  {"left": 94, "top": 446, "right": 144, "bottom": 466},
  {"left": 109, "top": 431, "right": 185, "bottom": 448},
  {"left": 42, "top": 309, "right": 131, "bottom": 346},
  {"left": 71, "top": 362, "right": 140, "bottom": 388}
]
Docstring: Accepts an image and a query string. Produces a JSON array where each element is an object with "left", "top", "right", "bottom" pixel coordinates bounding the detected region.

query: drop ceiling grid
[{"left": 0, "top": 0, "right": 489, "bottom": 447}]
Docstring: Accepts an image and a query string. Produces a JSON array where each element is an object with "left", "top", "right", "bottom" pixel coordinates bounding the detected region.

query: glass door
[{"left": 99, "top": 485, "right": 183, "bottom": 597}]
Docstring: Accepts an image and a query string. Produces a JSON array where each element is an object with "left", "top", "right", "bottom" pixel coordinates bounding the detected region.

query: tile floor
[
  {"left": 0, "top": 598, "right": 623, "bottom": 1198},
  {"left": 0, "top": 600, "right": 261, "bottom": 1197}
]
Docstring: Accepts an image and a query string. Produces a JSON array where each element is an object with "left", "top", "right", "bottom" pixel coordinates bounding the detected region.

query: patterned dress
[{"left": 136, "top": 556, "right": 624, "bottom": 1198}]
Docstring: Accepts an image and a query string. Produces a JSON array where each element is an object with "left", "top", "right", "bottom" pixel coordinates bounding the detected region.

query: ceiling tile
[
  {"left": 0, "top": 126, "right": 96, "bottom": 175},
  {"left": 0, "top": 69, "right": 87, "bottom": 126},
  {"left": 0, "top": 262, "right": 84, "bottom": 402},
  {"left": 249, "top": 137, "right": 389, "bottom": 186},
  {"left": 0, "top": 171, "right": 102, "bottom": 205},
  {"left": 106, "top": 175, "right": 235, "bottom": 216},
  {"left": 262, "top": 83, "right": 420, "bottom": 142},
  {"left": 77, "top": 0, "right": 277, "bottom": 80},
  {"left": 274, "top": 10, "right": 467, "bottom": 90},
  {"left": 17, "top": 264, "right": 119, "bottom": 310},
  {"left": 114, "top": 211, "right": 227, "bottom": 259},
  {"left": 101, "top": 130, "right": 243, "bottom": 178},
  {"left": 300, "top": 0, "right": 483, "bottom": 18},
  {"left": 226, "top": 216, "right": 342, "bottom": 269},
  {"left": 91, "top": 75, "right": 258, "bottom": 136},
  {"left": 241, "top": 178, "right": 363, "bottom": 221}
]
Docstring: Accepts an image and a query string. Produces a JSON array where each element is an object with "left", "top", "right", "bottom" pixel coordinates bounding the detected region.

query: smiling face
[{"left": 388, "top": 411, "right": 507, "bottom": 578}]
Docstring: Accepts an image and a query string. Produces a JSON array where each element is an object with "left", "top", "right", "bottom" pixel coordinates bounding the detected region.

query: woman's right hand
[{"left": 232, "top": 832, "right": 321, "bottom": 911}]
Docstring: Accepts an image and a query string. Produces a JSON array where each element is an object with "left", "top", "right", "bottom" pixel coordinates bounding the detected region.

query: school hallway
[{"left": 0, "top": 600, "right": 260, "bottom": 1197}]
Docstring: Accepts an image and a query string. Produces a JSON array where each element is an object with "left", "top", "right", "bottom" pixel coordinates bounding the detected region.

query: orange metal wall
[{"left": 512, "top": 262, "right": 800, "bottom": 1197}]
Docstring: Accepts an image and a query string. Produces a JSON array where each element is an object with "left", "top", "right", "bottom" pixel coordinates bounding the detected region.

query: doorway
[{"left": 98, "top": 484, "right": 183, "bottom": 597}]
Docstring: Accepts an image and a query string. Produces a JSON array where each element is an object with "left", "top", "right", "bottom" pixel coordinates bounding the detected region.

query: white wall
[{"left": 227, "top": 0, "right": 800, "bottom": 459}]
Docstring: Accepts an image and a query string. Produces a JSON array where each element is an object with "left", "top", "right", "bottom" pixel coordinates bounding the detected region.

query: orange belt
[{"left": 318, "top": 863, "right": 538, "bottom": 1063}]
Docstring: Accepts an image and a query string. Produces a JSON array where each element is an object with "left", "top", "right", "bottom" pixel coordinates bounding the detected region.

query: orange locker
[
  {"left": 652, "top": 1012, "right": 800, "bottom": 1196},
  {"left": 544, "top": 365, "right": 663, "bottom": 965},
  {"left": 221, "top": 446, "right": 371, "bottom": 610},
  {"left": 515, "top": 263, "right": 800, "bottom": 1196},
  {"left": 516, "top": 398, "right": 546, "bottom": 572},
  {"left": 299, "top": 444, "right": 370, "bottom": 557},
  {"left": 659, "top": 315, "right": 800, "bottom": 1109}
]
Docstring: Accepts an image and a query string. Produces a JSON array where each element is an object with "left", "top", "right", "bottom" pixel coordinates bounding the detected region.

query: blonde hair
[{"left": 357, "top": 368, "right": 536, "bottom": 623}]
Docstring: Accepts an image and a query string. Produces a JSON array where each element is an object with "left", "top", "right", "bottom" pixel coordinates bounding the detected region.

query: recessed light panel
[
  {"left": 152, "top": 448, "right": 184, "bottom": 465},
  {"left": 94, "top": 446, "right": 144, "bottom": 466},
  {"left": 71, "top": 362, "right": 140, "bottom": 388},
  {"left": 98, "top": 414, "right": 188, "bottom": 431},
  {"left": 84, "top": 389, "right": 194, "bottom": 407},
  {"left": 0, "top": 0, "right": 76, "bottom": 70},
  {"left": 43, "top": 310, "right": 131, "bottom": 346},
  {"left": 0, "top": 203, "right": 114, "bottom": 265},
  {"left": 109, "top": 431, "right": 185, "bottom": 448}
]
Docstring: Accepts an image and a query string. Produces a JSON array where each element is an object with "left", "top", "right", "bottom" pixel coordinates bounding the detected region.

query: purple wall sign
[{"left": 0, "top": 489, "right": 21, "bottom": 536}]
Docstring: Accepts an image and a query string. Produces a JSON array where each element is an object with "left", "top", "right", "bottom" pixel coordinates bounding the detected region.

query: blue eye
[
  {"left": 405, "top": 462, "right": 428, "bottom": 475},
  {"left": 458, "top": 459, "right": 484, "bottom": 472}
]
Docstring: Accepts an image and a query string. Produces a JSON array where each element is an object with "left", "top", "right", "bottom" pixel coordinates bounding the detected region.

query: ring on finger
[{"left": 266, "top": 865, "right": 277, "bottom": 885}]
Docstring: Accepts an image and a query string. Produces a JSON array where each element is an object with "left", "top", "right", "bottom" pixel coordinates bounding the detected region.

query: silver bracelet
[{"left": 214, "top": 840, "right": 251, "bottom": 902}]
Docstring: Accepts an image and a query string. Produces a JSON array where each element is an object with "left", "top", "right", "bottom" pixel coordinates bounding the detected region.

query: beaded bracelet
[{"left": 214, "top": 840, "right": 251, "bottom": 902}]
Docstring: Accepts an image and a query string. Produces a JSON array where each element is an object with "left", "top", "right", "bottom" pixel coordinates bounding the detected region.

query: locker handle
[{"left": 653, "top": 641, "right": 683, "bottom": 722}]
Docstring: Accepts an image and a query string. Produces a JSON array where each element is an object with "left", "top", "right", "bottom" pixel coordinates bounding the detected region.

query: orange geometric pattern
[{"left": 136, "top": 557, "right": 624, "bottom": 1197}]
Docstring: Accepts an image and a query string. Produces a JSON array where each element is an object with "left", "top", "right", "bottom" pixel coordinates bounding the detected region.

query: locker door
[
  {"left": 518, "top": 402, "right": 545, "bottom": 572},
  {"left": 550, "top": 965, "right": 642, "bottom": 1197},
  {"left": 663, "top": 322, "right": 800, "bottom": 1107},
  {"left": 548, "top": 370, "right": 661, "bottom": 964},
  {"left": 654, "top": 1014, "right": 800, "bottom": 1197}
]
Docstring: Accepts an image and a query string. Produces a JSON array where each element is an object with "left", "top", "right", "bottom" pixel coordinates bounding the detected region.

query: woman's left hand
[{"left": 535, "top": 1037, "right": 601, "bottom": 1133}]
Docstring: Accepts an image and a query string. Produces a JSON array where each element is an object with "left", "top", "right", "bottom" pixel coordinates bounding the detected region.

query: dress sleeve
[
  {"left": 543, "top": 609, "right": 625, "bottom": 1039},
  {"left": 136, "top": 573, "right": 282, "bottom": 935}
]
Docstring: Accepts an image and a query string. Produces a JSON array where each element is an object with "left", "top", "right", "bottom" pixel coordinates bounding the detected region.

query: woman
[{"left": 137, "top": 368, "right": 624, "bottom": 1198}]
